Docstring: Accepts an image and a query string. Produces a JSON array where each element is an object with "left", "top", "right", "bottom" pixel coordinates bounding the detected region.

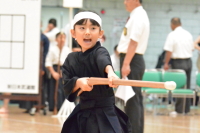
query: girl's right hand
[
  {"left": 77, "top": 78, "right": 93, "bottom": 96},
  {"left": 52, "top": 72, "right": 60, "bottom": 80}
]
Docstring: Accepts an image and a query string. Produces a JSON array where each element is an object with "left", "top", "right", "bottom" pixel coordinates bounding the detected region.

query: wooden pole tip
[{"left": 164, "top": 81, "right": 176, "bottom": 90}]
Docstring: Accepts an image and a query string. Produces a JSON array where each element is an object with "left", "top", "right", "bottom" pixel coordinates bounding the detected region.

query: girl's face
[
  {"left": 56, "top": 34, "right": 66, "bottom": 47},
  {"left": 71, "top": 19, "right": 104, "bottom": 52}
]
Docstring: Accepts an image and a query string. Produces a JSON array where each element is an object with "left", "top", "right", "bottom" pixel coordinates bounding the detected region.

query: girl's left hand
[{"left": 107, "top": 71, "right": 119, "bottom": 88}]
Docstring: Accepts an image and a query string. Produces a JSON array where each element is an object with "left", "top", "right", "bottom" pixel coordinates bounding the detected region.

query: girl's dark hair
[{"left": 73, "top": 11, "right": 101, "bottom": 30}]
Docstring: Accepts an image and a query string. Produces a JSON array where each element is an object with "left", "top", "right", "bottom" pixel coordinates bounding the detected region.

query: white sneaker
[
  {"left": 29, "top": 107, "right": 36, "bottom": 116},
  {"left": 169, "top": 111, "right": 177, "bottom": 116}
]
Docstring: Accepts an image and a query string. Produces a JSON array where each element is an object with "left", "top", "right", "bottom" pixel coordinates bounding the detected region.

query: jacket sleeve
[
  {"left": 95, "top": 47, "right": 113, "bottom": 78},
  {"left": 62, "top": 54, "right": 79, "bottom": 102}
]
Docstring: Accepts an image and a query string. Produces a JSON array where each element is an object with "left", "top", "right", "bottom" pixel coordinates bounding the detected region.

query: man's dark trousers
[
  {"left": 120, "top": 53, "right": 145, "bottom": 133},
  {"left": 171, "top": 58, "right": 192, "bottom": 113}
]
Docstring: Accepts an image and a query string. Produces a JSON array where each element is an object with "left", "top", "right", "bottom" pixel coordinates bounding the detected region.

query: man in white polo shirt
[
  {"left": 164, "top": 17, "right": 193, "bottom": 114},
  {"left": 117, "top": 0, "right": 149, "bottom": 133}
]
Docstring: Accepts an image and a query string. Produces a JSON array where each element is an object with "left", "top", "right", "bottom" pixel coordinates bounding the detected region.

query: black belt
[
  {"left": 119, "top": 53, "right": 143, "bottom": 56},
  {"left": 171, "top": 58, "right": 190, "bottom": 60},
  {"left": 79, "top": 96, "right": 115, "bottom": 110}
]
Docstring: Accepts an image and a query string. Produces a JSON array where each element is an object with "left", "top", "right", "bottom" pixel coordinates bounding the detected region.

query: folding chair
[
  {"left": 142, "top": 69, "right": 169, "bottom": 115},
  {"left": 163, "top": 69, "right": 195, "bottom": 114}
]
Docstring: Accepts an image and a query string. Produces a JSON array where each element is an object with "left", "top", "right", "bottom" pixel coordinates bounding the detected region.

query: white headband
[{"left": 71, "top": 12, "right": 102, "bottom": 29}]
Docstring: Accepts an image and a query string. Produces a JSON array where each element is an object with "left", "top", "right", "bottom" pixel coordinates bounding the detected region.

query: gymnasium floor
[{"left": 0, "top": 104, "right": 200, "bottom": 133}]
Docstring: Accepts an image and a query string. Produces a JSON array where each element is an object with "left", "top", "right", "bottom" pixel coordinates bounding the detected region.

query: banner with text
[{"left": 0, "top": 0, "right": 41, "bottom": 94}]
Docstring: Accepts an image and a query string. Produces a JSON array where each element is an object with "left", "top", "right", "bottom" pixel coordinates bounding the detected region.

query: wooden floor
[{"left": 0, "top": 105, "right": 200, "bottom": 133}]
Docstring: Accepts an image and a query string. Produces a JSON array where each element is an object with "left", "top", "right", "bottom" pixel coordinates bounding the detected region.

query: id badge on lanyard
[
  {"left": 123, "top": 27, "right": 127, "bottom": 36},
  {"left": 123, "top": 16, "right": 129, "bottom": 36}
]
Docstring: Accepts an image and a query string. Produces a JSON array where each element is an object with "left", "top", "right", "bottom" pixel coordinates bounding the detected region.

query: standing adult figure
[
  {"left": 163, "top": 17, "right": 194, "bottom": 114},
  {"left": 44, "top": 18, "right": 60, "bottom": 46},
  {"left": 194, "top": 35, "right": 200, "bottom": 106},
  {"left": 45, "top": 32, "right": 71, "bottom": 111},
  {"left": 194, "top": 35, "right": 200, "bottom": 71},
  {"left": 117, "top": 0, "right": 150, "bottom": 133}
]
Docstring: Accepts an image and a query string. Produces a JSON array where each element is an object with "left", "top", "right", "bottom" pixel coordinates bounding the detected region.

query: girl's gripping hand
[
  {"left": 107, "top": 71, "right": 119, "bottom": 88},
  {"left": 76, "top": 78, "right": 93, "bottom": 96}
]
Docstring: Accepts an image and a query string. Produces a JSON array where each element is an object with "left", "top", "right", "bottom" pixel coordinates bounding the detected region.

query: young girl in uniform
[
  {"left": 45, "top": 32, "right": 71, "bottom": 111},
  {"left": 61, "top": 11, "right": 131, "bottom": 133}
]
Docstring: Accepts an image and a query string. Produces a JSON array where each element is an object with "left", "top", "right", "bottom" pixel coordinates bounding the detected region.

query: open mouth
[{"left": 83, "top": 39, "right": 92, "bottom": 43}]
